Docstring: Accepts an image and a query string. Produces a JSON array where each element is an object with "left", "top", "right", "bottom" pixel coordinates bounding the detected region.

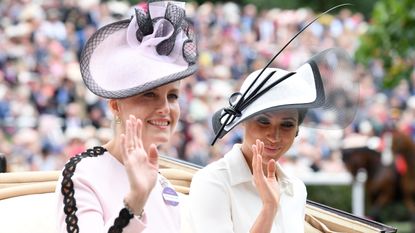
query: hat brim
[
  {"left": 212, "top": 61, "right": 324, "bottom": 139},
  {"left": 212, "top": 47, "right": 359, "bottom": 140},
  {"left": 81, "top": 18, "right": 197, "bottom": 99}
]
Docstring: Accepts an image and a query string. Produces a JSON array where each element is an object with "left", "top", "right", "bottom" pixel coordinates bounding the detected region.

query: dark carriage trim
[{"left": 306, "top": 200, "right": 398, "bottom": 233}]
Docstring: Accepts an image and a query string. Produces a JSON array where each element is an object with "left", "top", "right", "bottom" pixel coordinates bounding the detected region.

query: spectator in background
[{"left": 0, "top": 0, "right": 413, "bottom": 176}]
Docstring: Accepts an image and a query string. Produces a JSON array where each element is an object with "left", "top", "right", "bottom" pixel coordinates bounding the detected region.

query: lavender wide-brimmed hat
[{"left": 80, "top": 0, "right": 197, "bottom": 99}]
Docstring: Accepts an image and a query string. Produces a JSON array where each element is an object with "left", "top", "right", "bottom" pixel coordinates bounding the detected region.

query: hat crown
[
  {"left": 80, "top": 0, "right": 198, "bottom": 99},
  {"left": 127, "top": 1, "right": 196, "bottom": 65},
  {"left": 211, "top": 48, "right": 359, "bottom": 145},
  {"left": 218, "top": 65, "right": 320, "bottom": 130}
]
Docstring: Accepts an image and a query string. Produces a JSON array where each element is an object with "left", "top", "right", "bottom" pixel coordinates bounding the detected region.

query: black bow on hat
[{"left": 211, "top": 4, "right": 358, "bottom": 145}]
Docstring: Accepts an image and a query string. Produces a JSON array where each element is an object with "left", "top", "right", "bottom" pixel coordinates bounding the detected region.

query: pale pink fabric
[
  {"left": 90, "top": 5, "right": 190, "bottom": 92},
  {"left": 55, "top": 151, "right": 181, "bottom": 233}
]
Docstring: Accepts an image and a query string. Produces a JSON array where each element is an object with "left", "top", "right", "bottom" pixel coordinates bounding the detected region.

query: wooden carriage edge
[{"left": 0, "top": 155, "right": 398, "bottom": 233}]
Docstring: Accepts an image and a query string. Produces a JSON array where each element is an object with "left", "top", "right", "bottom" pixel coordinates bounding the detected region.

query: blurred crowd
[{"left": 1, "top": 0, "right": 414, "bottom": 175}]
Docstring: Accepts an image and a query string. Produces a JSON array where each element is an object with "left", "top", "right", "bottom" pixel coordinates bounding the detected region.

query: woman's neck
[{"left": 102, "top": 139, "right": 123, "bottom": 164}]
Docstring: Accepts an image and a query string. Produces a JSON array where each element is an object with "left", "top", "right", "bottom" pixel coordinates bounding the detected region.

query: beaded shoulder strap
[
  {"left": 60, "top": 146, "right": 107, "bottom": 232},
  {"left": 60, "top": 146, "right": 136, "bottom": 232}
]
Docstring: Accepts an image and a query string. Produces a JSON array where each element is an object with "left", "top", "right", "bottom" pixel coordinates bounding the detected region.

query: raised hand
[
  {"left": 252, "top": 139, "right": 280, "bottom": 208},
  {"left": 121, "top": 114, "right": 159, "bottom": 213}
]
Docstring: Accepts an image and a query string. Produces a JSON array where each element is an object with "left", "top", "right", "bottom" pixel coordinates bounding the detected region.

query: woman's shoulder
[
  {"left": 61, "top": 147, "right": 120, "bottom": 179},
  {"left": 192, "top": 158, "right": 230, "bottom": 184},
  {"left": 291, "top": 175, "right": 307, "bottom": 191},
  {"left": 195, "top": 157, "right": 227, "bottom": 174},
  {"left": 192, "top": 145, "right": 246, "bottom": 185},
  {"left": 277, "top": 163, "right": 307, "bottom": 190}
]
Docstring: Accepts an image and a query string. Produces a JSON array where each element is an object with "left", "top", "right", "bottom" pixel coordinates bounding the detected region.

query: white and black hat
[{"left": 211, "top": 47, "right": 359, "bottom": 144}]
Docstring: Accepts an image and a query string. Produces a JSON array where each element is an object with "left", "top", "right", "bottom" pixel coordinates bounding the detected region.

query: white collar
[{"left": 225, "top": 144, "right": 252, "bottom": 186}]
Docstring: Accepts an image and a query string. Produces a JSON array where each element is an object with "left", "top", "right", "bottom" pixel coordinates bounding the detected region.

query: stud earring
[{"left": 115, "top": 115, "right": 121, "bottom": 124}]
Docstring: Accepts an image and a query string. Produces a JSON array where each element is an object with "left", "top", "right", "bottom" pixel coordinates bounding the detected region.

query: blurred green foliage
[
  {"left": 355, "top": 0, "right": 415, "bottom": 88},
  {"left": 236, "top": 0, "right": 376, "bottom": 19},
  {"left": 307, "top": 184, "right": 411, "bottom": 223},
  {"left": 307, "top": 185, "right": 352, "bottom": 213},
  {"left": 379, "top": 202, "right": 412, "bottom": 222}
]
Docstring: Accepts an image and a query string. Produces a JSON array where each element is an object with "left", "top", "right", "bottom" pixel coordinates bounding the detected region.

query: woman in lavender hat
[{"left": 55, "top": 1, "right": 197, "bottom": 232}]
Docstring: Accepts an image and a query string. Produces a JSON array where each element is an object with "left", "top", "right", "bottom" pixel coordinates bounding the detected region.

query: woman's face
[
  {"left": 241, "top": 109, "right": 299, "bottom": 163},
  {"left": 115, "top": 81, "right": 180, "bottom": 148}
]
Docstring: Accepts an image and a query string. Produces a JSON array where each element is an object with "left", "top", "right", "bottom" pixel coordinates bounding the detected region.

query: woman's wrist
[
  {"left": 123, "top": 197, "right": 144, "bottom": 219},
  {"left": 261, "top": 203, "right": 278, "bottom": 215},
  {"left": 123, "top": 195, "right": 145, "bottom": 219}
]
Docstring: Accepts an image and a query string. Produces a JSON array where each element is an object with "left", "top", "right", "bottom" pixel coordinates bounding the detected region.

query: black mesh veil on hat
[
  {"left": 80, "top": 0, "right": 197, "bottom": 99},
  {"left": 211, "top": 4, "right": 359, "bottom": 145}
]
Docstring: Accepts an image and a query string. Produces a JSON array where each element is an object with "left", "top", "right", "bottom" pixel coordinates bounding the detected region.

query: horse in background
[
  {"left": 391, "top": 130, "right": 415, "bottom": 221},
  {"left": 341, "top": 129, "right": 415, "bottom": 228}
]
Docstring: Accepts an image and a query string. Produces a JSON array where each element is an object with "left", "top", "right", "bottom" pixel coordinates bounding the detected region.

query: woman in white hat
[
  {"left": 188, "top": 48, "right": 358, "bottom": 233},
  {"left": 55, "top": 0, "right": 197, "bottom": 232}
]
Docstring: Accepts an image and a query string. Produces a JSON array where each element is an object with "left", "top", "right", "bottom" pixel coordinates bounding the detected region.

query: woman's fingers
[
  {"left": 130, "top": 115, "right": 137, "bottom": 147},
  {"left": 251, "top": 140, "right": 280, "bottom": 207},
  {"left": 120, "top": 134, "right": 128, "bottom": 162},
  {"left": 148, "top": 144, "right": 159, "bottom": 168},
  {"left": 256, "top": 153, "right": 263, "bottom": 176},
  {"left": 128, "top": 114, "right": 144, "bottom": 148},
  {"left": 135, "top": 118, "right": 143, "bottom": 147},
  {"left": 267, "top": 159, "right": 276, "bottom": 180},
  {"left": 252, "top": 144, "right": 264, "bottom": 179},
  {"left": 258, "top": 140, "right": 264, "bottom": 155},
  {"left": 123, "top": 115, "right": 145, "bottom": 154},
  {"left": 252, "top": 144, "right": 258, "bottom": 175},
  {"left": 123, "top": 115, "right": 153, "bottom": 166},
  {"left": 252, "top": 144, "right": 256, "bottom": 164},
  {"left": 253, "top": 140, "right": 265, "bottom": 177},
  {"left": 126, "top": 118, "right": 134, "bottom": 150}
]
